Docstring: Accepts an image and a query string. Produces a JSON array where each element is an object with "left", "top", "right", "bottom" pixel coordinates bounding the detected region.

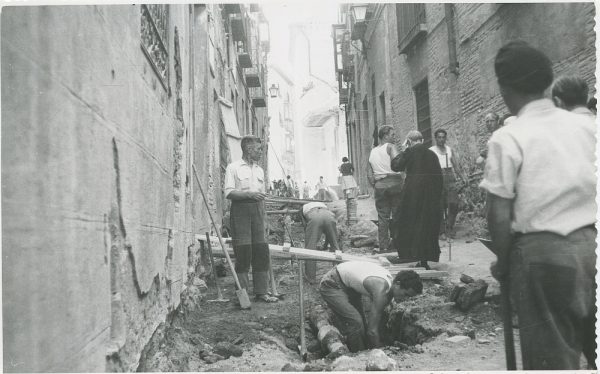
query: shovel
[
  {"left": 296, "top": 256, "right": 307, "bottom": 361},
  {"left": 193, "top": 165, "right": 251, "bottom": 310},
  {"left": 477, "top": 237, "right": 516, "bottom": 370},
  {"left": 205, "top": 232, "right": 229, "bottom": 303}
]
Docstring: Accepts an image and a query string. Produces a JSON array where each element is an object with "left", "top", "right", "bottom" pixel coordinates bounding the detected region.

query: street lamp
[
  {"left": 269, "top": 84, "right": 280, "bottom": 98},
  {"left": 350, "top": 4, "right": 368, "bottom": 23}
]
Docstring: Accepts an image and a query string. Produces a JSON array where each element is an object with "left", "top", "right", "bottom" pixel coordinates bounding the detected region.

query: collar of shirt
[
  {"left": 571, "top": 106, "right": 595, "bottom": 116},
  {"left": 516, "top": 98, "right": 555, "bottom": 118}
]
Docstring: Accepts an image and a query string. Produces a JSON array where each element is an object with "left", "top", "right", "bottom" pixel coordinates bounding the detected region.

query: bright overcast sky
[{"left": 263, "top": 1, "right": 339, "bottom": 82}]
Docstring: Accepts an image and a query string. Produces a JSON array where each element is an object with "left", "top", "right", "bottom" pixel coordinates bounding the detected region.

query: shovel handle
[
  {"left": 206, "top": 232, "right": 225, "bottom": 300},
  {"left": 193, "top": 165, "right": 243, "bottom": 291}
]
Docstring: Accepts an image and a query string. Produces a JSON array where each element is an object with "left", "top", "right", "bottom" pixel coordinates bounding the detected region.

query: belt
[{"left": 514, "top": 224, "right": 597, "bottom": 238}]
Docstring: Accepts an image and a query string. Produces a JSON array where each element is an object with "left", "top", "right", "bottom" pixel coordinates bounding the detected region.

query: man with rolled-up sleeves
[{"left": 224, "top": 135, "right": 278, "bottom": 303}]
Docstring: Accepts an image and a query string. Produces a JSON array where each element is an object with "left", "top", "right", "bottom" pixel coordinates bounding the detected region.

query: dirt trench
[{"left": 137, "top": 210, "right": 509, "bottom": 372}]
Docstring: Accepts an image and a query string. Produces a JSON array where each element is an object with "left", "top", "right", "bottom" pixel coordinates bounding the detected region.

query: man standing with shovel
[
  {"left": 480, "top": 41, "right": 596, "bottom": 370},
  {"left": 224, "top": 135, "right": 278, "bottom": 304}
]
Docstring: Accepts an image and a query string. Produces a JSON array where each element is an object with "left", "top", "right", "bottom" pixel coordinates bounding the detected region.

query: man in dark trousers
[
  {"left": 301, "top": 201, "right": 340, "bottom": 281},
  {"left": 481, "top": 41, "right": 596, "bottom": 369},
  {"left": 224, "top": 135, "right": 278, "bottom": 303},
  {"left": 319, "top": 263, "right": 422, "bottom": 352}
]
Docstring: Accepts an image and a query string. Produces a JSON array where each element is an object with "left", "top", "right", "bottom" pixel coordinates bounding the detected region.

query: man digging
[{"left": 319, "top": 262, "right": 422, "bottom": 352}]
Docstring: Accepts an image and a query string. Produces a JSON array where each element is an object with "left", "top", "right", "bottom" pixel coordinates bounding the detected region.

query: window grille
[
  {"left": 396, "top": 3, "right": 427, "bottom": 53},
  {"left": 141, "top": 5, "right": 169, "bottom": 89},
  {"left": 414, "top": 79, "right": 432, "bottom": 147}
]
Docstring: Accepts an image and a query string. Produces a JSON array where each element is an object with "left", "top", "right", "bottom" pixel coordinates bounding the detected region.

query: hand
[
  {"left": 490, "top": 260, "right": 508, "bottom": 281},
  {"left": 246, "top": 191, "right": 267, "bottom": 201}
]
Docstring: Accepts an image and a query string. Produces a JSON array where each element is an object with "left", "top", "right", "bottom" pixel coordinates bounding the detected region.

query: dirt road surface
[{"left": 138, "top": 196, "right": 528, "bottom": 372}]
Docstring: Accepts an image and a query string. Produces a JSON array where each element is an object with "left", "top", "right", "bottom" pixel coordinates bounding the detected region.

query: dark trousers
[
  {"left": 319, "top": 268, "right": 367, "bottom": 352},
  {"left": 441, "top": 169, "right": 458, "bottom": 235},
  {"left": 230, "top": 200, "right": 270, "bottom": 295},
  {"left": 510, "top": 226, "right": 596, "bottom": 369},
  {"left": 374, "top": 176, "right": 403, "bottom": 251},
  {"left": 304, "top": 208, "right": 340, "bottom": 280}
]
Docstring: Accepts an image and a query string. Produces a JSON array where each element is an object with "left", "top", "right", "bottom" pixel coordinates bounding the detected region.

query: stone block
[
  {"left": 213, "top": 342, "right": 243, "bottom": 358},
  {"left": 364, "top": 349, "right": 398, "bottom": 371},
  {"left": 445, "top": 335, "right": 470, "bottom": 344},
  {"left": 455, "top": 280, "right": 488, "bottom": 311},
  {"left": 331, "top": 355, "right": 364, "bottom": 371},
  {"left": 282, "top": 363, "right": 306, "bottom": 371}
]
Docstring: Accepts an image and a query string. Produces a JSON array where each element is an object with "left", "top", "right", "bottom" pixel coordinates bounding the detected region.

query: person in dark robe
[{"left": 389, "top": 130, "right": 443, "bottom": 270}]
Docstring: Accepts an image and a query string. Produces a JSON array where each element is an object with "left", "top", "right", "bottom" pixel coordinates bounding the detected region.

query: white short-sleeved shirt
[
  {"left": 336, "top": 261, "right": 393, "bottom": 297},
  {"left": 223, "top": 159, "right": 265, "bottom": 198},
  {"left": 429, "top": 145, "right": 453, "bottom": 169},
  {"left": 479, "top": 99, "right": 596, "bottom": 236},
  {"left": 369, "top": 143, "right": 402, "bottom": 180},
  {"left": 302, "top": 202, "right": 327, "bottom": 216}
]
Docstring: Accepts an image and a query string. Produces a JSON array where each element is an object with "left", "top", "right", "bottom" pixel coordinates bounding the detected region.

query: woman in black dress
[{"left": 389, "top": 130, "right": 443, "bottom": 269}]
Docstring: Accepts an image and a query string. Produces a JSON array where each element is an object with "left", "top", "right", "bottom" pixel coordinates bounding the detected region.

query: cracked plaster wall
[{"left": 2, "top": 5, "right": 224, "bottom": 372}]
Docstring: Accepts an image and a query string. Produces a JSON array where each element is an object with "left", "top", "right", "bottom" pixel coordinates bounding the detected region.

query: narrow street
[{"left": 2, "top": 2, "right": 596, "bottom": 372}]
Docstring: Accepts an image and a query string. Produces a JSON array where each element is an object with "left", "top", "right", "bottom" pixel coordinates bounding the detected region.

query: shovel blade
[{"left": 236, "top": 289, "right": 252, "bottom": 310}]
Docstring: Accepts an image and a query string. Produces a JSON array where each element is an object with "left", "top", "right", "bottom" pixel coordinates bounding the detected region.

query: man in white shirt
[
  {"left": 429, "top": 129, "right": 463, "bottom": 239},
  {"left": 480, "top": 41, "right": 596, "bottom": 369},
  {"left": 301, "top": 201, "right": 340, "bottom": 280},
  {"left": 367, "top": 125, "right": 404, "bottom": 252},
  {"left": 224, "top": 135, "right": 278, "bottom": 303},
  {"left": 319, "top": 263, "right": 422, "bottom": 352}
]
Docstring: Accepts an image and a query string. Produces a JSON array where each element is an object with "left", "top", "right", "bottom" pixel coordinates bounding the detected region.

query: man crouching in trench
[{"left": 319, "top": 261, "right": 423, "bottom": 352}]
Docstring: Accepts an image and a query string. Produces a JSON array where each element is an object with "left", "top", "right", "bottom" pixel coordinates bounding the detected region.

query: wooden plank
[
  {"left": 196, "top": 236, "right": 448, "bottom": 279},
  {"left": 266, "top": 196, "right": 329, "bottom": 204},
  {"left": 197, "top": 235, "right": 379, "bottom": 264}
]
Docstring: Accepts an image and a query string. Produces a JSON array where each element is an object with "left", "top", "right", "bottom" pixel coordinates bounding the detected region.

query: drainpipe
[{"left": 445, "top": 4, "right": 459, "bottom": 75}]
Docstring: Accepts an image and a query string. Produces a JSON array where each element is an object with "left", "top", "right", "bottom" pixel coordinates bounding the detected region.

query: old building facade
[
  {"left": 2, "top": 4, "right": 269, "bottom": 372},
  {"left": 335, "top": 3, "right": 596, "bottom": 195}
]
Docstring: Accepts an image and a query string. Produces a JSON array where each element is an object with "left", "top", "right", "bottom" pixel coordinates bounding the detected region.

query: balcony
[
  {"left": 397, "top": 3, "right": 427, "bottom": 54},
  {"left": 230, "top": 13, "right": 248, "bottom": 42},
  {"left": 244, "top": 65, "right": 262, "bottom": 87},
  {"left": 250, "top": 86, "right": 266, "bottom": 107},
  {"left": 237, "top": 44, "right": 253, "bottom": 68},
  {"left": 223, "top": 4, "right": 241, "bottom": 14},
  {"left": 339, "top": 88, "right": 349, "bottom": 105}
]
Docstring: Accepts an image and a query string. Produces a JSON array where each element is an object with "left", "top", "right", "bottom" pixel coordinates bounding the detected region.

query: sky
[{"left": 263, "top": 1, "right": 339, "bottom": 84}]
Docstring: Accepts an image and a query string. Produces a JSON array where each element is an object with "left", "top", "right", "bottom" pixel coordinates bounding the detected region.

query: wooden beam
[{"left": 195, "top": 236, "right": 449, "bottom": 279}]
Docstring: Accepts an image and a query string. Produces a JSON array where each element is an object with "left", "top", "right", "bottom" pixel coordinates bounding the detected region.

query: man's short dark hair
[
  {"left": 552, "top": 76, "right": 589, "bottom": 107},
  {"left": 588, "top": 97, "right": 597, "bottom": 112},
  {"left": 393, "top": 270, "right": 423, "bottom": 294},
  {"left": 434, "top": 129, "right": 447, "bottom": 137},
  {"left": 342, "top": 157, "right": 349, "bottom": 162},
  {"left": 241, "top": 135, "right": 261, "bottom": 152},
  {"left": 378, "top": 125, "right": 394, "bottom": 140},
  {"left": 494, "top": 41, "right": 553, "bottom": 94}
]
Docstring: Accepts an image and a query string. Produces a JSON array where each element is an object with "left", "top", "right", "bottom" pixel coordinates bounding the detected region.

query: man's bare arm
[
  {"left": 486, "top": 192, "right": 514, "bottom": 280},
  {"left": 363, "top": 278, "right": 390, "bottom": 348}
]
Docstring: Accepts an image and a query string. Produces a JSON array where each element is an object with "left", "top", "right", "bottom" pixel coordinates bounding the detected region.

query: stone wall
[{"left": 2, "top": 4, "right": 266, "bottom": 372}]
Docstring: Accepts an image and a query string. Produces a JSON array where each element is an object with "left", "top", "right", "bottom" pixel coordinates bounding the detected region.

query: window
[
  {"left": 141, "top": 4, "right": 169, "bottom": 89},
  {"left": 414, "top": 79, "right": 432, "bottom": 147},
  {"left": 396, "top": 3, "right": 427, "bottom": 54}
]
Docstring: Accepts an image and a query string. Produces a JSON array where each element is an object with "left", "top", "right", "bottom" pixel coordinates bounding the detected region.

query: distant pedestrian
[
  {"left": 481, "top": 41, "right": 596, "bottom": 369},
  {"left": 302, "top": 181, "right": 310, "bottom": 199},
  {"left": 315, "top": 176, "right": 328, "bottom": 201},
  {"left": 224, "top": 135, "right": 278, "bottom": 303},
  {"left": 339, "top": 157, "right": 358, "bottom": 198},
  {"left": 367, "top": 125, "right": 404, "bottom": 252},
  {"left": 429, "top": 129, "right": 463, "bottom": 239},
  {"left": 390, "top": 130, "right": 443, "bottom": 270}
]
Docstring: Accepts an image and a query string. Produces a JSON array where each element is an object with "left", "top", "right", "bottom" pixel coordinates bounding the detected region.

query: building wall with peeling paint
[{"left": 2, "top": 4, "right": 269, "bottom": 372}]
